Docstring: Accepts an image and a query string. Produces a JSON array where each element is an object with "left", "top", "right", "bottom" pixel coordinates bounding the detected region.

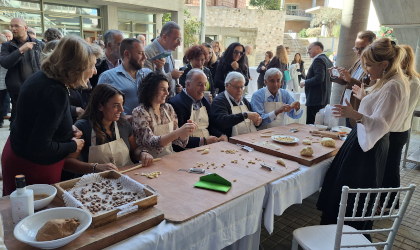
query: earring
[{"left": 382, "top": 70, "right": 386, "bottom": 77}]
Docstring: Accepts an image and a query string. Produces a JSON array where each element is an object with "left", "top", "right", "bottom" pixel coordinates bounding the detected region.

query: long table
[{"left": 105, "top": 158, "right": 333, "bottom": 250}]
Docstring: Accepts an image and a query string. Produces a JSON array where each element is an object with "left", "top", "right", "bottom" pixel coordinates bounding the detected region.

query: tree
[
  {"left": 311, "top": 7, "right": 342, "bottom": 37},
  {"left": 249, "top": 0, "right": 280, "bottom": 10},
  {"left": 377, "top": 26, "right": 396, "bottom": 41},
  {"left": 161, "top": 9, "right": 202, "bottom": 48}
]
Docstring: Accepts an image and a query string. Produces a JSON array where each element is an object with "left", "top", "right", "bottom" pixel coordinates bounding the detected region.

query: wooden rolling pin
[
  {"left": 120, "top": 158, "right": 161, "bottom": 174},
  {"left": 309, "top": 130, "right": 340, "bottom": 139}
]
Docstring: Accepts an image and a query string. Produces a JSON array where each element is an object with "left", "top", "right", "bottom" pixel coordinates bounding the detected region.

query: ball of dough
[
  {"left": 36, "top": 218, "right": 81, "bottom": 241},
  {"left": 291, "top": 101, "right": 299, "bottom": 108},
  {"left": 276, "top": 158, "right": 286, "bottom": 167},
  {"left": 300, "top": 146, "right": 314, "bottom": 157},
  {"left": 321, "top": 137, "right": 336, "bottom": 147},
  {"left": 302, "top": 140, "right": 312, "bottom": 145}
]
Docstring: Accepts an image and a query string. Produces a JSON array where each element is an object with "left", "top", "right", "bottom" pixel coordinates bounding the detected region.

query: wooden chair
[{"left": 292, "top": 184, "right": 416, "bottom": 250}]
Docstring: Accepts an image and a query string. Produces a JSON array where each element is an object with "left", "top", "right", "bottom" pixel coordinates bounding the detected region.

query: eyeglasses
[
  {"left": 213, "top": 45, "right": 219, "bottom": 48},
  {"left": 228, "top": 82, "right": 244, "bottom": 91},
  {"left": 175, "top": 38, "right": 183, "bottom": 43},
  {"left": 352, "top": 46, "right": 365, "bottom": 53},
  {"left": 233, "top": 50, "right": 244, "bottom": 56},
  {"left": 9, "top": 24, "right": 24, "bottom": 30}
]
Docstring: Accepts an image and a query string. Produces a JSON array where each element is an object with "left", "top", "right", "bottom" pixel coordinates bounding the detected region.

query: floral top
[{"left": 132, "top": 103, "right": 188, "bottom": 155}]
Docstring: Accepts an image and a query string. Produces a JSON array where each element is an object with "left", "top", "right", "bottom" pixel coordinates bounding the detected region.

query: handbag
[{"left": 283, "top": 69, "right": 291, "bottom": 82}]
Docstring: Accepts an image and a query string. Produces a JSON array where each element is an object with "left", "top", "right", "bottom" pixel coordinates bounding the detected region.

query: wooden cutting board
[
  {"left": 229, "top": 123, "right": 344, "bottom": 166},
  {"left": 1, "top": 196, "right": 164, "bottom": 249},
  {"left": 120, "top": 141, "right": 300, "bottom": 223}
]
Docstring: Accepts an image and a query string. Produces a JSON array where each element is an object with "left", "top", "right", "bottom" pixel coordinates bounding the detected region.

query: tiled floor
[
  {"left": 0, "top": 117, "right": 419, "bottom": 249},
  {"left": 260, "top": 131, "right": 420, "bottom": 250}
]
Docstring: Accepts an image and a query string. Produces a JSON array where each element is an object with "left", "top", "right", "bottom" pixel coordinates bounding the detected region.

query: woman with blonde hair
[
  {"left": 211, "top": 40, "right": 221, "bottom": 60},
  {"left": 1, "top": 35, "right": 99, "bottom": 195},
  {"left": 267, "top": 45, "right": 289, "bottom": 88},
  {"left": 380, "top": 44, "right": 420, "bottom": 210},
  {"left": 316, "top": 37, "right": 410, "bottom": 237},
  {"left": 203, "top": 43, "right": 219, "bottom": 79}
]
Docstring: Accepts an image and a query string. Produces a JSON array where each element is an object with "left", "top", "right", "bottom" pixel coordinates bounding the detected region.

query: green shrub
[
  {"left": 306, "top": 27, "right": 322, "bottom": 37},
  {"left": 332, "top": 25, "right": 340, "bottom": 37},
  {"left": 298, "top": 28, "right": 308, "bottom": 38}
]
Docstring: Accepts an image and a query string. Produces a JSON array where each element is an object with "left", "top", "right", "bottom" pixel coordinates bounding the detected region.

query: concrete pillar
[
  {"left": 154, "top": 14, "right": 162, "bottom": 39},
  {"left": 171, "top": 9, "right": 184, "bottom": 60},
  {"left": 199, "top": 0, "right": 206, "bottom": 43},
  {"left": 103, "top": 5, "right": 118, "bottom": 30},
  {"left": 330, "top": 0, "right": 371, "bottom": 105},
  {"left": 412, "top": 37, "right": 420, "bottom": 131},
  {"left": 312, "top": 0, "right": 317, "bottom": 8}
]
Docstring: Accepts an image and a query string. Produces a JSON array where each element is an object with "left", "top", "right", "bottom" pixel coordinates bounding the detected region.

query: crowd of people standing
[{"left": 0, "top": 17, "right": 418, "bottom": 241}]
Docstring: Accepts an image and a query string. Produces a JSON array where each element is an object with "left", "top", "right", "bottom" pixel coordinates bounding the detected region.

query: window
[
  {"left": 118, "top": 10, "right": 156, "bottom": 45},
  {"left": 286, "top": 5, "right": 298, "bottom": 10}
]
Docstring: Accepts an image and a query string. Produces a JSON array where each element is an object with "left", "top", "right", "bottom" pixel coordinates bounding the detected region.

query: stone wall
[
  {"left": 187, "top": 0, "right": 246, "bottom": 9},
  {"left": 187, "top": 6, "right": 286, "bottom": 66}
]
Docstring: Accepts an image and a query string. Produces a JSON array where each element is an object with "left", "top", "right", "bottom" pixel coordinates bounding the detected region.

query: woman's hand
[
  {"left": 96, "top": 163, "right": 118, "bottom": 172},
  {"left": 72, "top": 125, "right": 83, "bottom": 139},
  {"left": 261, "top": 66, "right": 266, "bottom": 71},
  {"left": 177, "top": 121, "right": 197, "bottom": 138},
  {"left": 141, "top": 152, "right": 154, "bottom": 167},
  {"left": 207, "top": 95, "right": 213, "bottom": 104},
  {"left": 231, "top": 61, "right": 239, "bottom": 70},
  {"left": 332, "top": 99, "right": 358, "bottom": 118},
  {"left": 218, "top": 135, "right": 228, "bottom": 142},
  {"left": 72, "top": 138, "right": 84, "bottom": 153},
  {"left": 352, "top": 83, "right": 366, "bottom": 100}
]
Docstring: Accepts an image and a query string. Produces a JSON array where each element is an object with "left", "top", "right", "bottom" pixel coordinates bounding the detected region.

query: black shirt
[
  {"left": 10, "top": 70, "right": 77, "bottom": 164},
  {"left": 74, "top": 118, "right": 133, "bottom": 163}
]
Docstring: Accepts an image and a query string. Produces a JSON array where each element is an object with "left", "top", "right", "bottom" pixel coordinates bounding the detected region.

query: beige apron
[
  {"left": 149, "top": 107, "right": 174, "bottom": 158},
  {"left": 259, "top": 87, "right": 285, "bottom": 130},
  {"left": 189, "top": 105, "right": 210, "bottom": 138},
  {"left": 88, "top": 121, "right": 134, "bottom": 168},
  {"left": 224, "top": 91, "right": 257, "bottom": 136}
]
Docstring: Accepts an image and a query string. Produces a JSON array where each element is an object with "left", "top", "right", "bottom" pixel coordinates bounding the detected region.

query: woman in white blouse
[{"left": 316, "top": 38, "right": 410, "bottom": 237}]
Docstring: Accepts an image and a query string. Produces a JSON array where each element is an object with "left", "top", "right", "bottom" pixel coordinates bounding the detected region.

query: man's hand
[
  {"left": 291, "top": 101, "right": 300, "bottom": 111},
  {"left": 299, "top": 80, "right": 305, "bottom": 88},
  {"left": 19, "top": 42, "right": 36, "bottom": 53},
  {"left": 250, "top": 76, "right": 253, "bottom": 81},
  {"left": 171, "top": 69, "right": 184, "bottom": 80},
  {"left": 337, "top": 67, "right": 351, "bottom": 82},
  {"left": 176, "top": 84, "right": 183, "bottom": 94},
  {"left": 153, "top": 58, "right": 165, "bottom": 70},
  {"left": 205, "top": 136, "right": 219, "bottom": 145},
  {"left": 247, "top": 112, "right": 262, "bottom": 126},
  {"left": 261, "top": 66, "right": 266, "bottom": 71}
]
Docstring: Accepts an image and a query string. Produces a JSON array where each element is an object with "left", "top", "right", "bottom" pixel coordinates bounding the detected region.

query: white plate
[
  {"left": 332, "top": 126, "right": 352, "bottom": 134},
  {"left": 271, "top": 135, "right": 299, "bottom": 144},
  {"left": 14, "top": 207, "right": 92, "bottom": 249}
]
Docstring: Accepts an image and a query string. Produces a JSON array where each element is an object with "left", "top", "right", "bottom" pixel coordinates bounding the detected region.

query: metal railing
[
  {"left": 286, "top": 9, "right": 313, "bottom": 18},
  {"left": 287, "top": 30, "right": 301, "bottom": 48}
]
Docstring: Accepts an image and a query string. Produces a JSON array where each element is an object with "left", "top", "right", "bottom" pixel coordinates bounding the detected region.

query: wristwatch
[
  {"left": 243, "top": 112, "right": 248, "bottom": 119},
  {"left": 356, "top": 115, "right": 363, "bottom": 124}
]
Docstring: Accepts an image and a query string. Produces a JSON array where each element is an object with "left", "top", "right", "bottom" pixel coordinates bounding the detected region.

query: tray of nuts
[{"left": 54, "top": 170, "right": 158, "bottom": 228}]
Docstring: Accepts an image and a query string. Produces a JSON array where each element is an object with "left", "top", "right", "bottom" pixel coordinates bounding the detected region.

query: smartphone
[
  {"left": 332, "top": 68, "right": 340, "bottom": 77},
  {"left": 149, "top": 51, "right": 172, "bottom": 61}
]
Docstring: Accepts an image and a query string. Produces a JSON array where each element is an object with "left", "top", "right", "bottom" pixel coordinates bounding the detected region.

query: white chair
[{"left": 292, "top": 184, "right": 416, "bottom": 250}]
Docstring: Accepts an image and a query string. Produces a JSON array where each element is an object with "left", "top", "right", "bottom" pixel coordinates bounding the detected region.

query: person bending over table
[
  {"left": 316, "top": 38, "right": 409, "bottom": 238},
  {"left": 132, "top": 71, "right": 197, "bottom": 158},
  {"left": 251, "top": 68, "right": 303, "bottom": 130},
  {"left": 179, "top": 45, "right": 215, "bottom": 103},
  {"left": 1, "top": 36, "right": 96, "bottom": 195},
  {"left": 210, "top": 72, "right": 262, "bottom": 138},
  {"left": 64, "top": 84, "right": 154, "bottom": 177},
  {"left": 169, "top": 69, "right": 227, "bottom": 151}
]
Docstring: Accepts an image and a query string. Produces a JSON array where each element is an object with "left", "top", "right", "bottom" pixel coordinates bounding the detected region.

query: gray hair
[
  {"left": 27, "top": 27, "right": 36, "bottom": 36},
  {"left": 264, "top": 68, "right": 283, "bottom": 81},
  {"left": 0, "top": 34, "right": 6, "bottom": 43},
  {"left": 225, "top": 71, "right": 245, "bottom": 86},
  {"left": 1, "top": 30, "right": 12, "bottom": 36},
  {"left": 186, "top": 68, "right": 206, "bottom": 84},
  {"left": 43, "top": 28, "right": 62, "bottom": 42},
  {"left": 103, "top": 29, "right": 123, "bottom": 48},
  {"left": 160, "top": 21, "right": 181, "bottom": 37}
]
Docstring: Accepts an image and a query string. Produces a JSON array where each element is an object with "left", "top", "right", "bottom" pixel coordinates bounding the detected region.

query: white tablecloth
[
  {"left": 106, "top": 186, "right": 265, "bottom": 250},
  {"left": 262, "top": 158, "right": 333, "bottom": 234}
]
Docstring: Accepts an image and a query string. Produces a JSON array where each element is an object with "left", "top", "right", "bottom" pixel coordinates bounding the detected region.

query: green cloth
[{"left": 194, "top": 173, "right": 232, "bottom": 192}]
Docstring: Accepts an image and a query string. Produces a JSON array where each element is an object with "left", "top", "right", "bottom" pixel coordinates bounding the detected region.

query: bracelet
[
  {"left": 139, "top": 149, "right": 148, "bottom": 159},
  {"left": 203, "top": 137, "right": 207, "bottom": 145},
  {"left": 92, "top": 163, "right": 98, "bottom": 173}
]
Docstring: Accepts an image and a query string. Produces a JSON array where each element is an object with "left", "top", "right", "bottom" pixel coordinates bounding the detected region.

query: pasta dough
[
  {"left": 276, "top": 158, "right": 286, "bottom": 167},
  {"left": 321, "top": 137, "right": 336, "bottom": 147},
  {"left": 300, "top": 146, "right": 314, "bottom": 156},
  {"left": 291, "top": 101, "right": 299, "bottom": 108},
  {"left": 36, "top": 218, "right": 81, "bottom": 241},
  {"left": 302, "top": 140, "right": 312, "bottom": 145}
]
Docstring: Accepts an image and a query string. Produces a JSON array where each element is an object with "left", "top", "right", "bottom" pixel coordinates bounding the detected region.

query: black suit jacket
[
  {"left": 209, "top": 91, "right": 254, "bottom": 138},
  {"left": 304, "top": 54, "right": 333, "bottom": 106},
  {"left": 90, "top": 58, "right": 122, "bottom": 89},
  {"left": 168, "top": 91, "right": 222, "bottom": 151}
]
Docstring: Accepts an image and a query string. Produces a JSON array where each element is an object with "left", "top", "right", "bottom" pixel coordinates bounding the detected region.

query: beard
[{"left": 129, "top": 57, "right": 142, "bottom": 71}]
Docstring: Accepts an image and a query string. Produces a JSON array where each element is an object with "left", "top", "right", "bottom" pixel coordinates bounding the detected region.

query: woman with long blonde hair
[
  {"left": 267, "top": 45, "right": 289, "bottom": 88},
  {"left": 316, "top": 38, "right": 410, "bottom": 238}
]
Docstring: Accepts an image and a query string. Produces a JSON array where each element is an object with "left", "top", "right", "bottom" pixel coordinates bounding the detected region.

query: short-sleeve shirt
[{"left": 74, "top": 118, "right": 133, "bottom": 163}]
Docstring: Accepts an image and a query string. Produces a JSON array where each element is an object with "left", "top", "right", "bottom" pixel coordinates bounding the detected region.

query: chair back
[{"left": 334, "top": 184, "right": 416, "bottom": 250}]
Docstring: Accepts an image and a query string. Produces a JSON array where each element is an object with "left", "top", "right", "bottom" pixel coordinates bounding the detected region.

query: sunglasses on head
[{"left": 234, "top": 50, "right": 244, "bottom": 56}]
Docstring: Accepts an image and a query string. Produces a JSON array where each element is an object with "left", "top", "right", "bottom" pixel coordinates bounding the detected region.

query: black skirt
[{"left": 316, "top": 125, "right": 390, "bottom": 231}]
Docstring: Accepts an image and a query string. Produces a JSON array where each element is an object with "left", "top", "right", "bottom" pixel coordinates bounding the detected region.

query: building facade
[
  {"left": 0, "top": 0, "right": 185, "bottom": 58},
  {"left": 186, "top": 0, "right": 246, "bottom": 9}
]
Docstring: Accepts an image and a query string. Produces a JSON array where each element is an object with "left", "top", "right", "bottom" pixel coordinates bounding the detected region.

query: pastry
[
  {"left": 321, "top": 137, "right": 336, "bottom": 147},
  {"left": 302, "top": 140, "right": 312, "bottom": 145},
  {"left": 276, "top": 158, "right": 286, "bottom": 167},
  {"left": 300, "top": 146, "right": 314, "bottom": 156},
  {"left": 36, "top": 218, "right": 80, "bottom": 241}
]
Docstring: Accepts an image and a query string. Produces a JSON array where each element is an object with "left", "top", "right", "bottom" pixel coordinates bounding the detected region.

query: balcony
[{"left": 285, "top": 9, "right": 313, "bottom": 21}]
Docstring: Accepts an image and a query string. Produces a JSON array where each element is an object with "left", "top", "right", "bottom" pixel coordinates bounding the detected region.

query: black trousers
[
  {"left": 257, "top": 81, "right": 265, "bottom": 90},
  {"left": 381, "top": 130, "right": 409, "bottom": 208},
  {"left": 306, "top": 105, "right": 325, "bottom": 124},
  {"left": 0, "top": 89, "right": 7, "bottom": 124},
  {"left": 9, "top": 91, "right": 19, "bottom": 124}
]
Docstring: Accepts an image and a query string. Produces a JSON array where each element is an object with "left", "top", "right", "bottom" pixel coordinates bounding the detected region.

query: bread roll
[
  {"left": 300, "top": 146, "right": 314, "bottom": 157},
  {"left": 302, "top": 140, "right": 312, "bottom": 145},
  {"left": 36, "top": 218, "right": 81, "bottom": 241},
  {"left": 321, "top": 137, "right": 336, "bottom": 147}
]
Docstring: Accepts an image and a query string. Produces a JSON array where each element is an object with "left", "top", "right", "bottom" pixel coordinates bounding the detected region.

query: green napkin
[{"left": 194, "top": 173, "right": 232, "bottom": 193}]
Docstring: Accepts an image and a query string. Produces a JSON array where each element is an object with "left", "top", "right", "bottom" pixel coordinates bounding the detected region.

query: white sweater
[{"left": 395, "top": 76, "right": 420, "bottom": 132}]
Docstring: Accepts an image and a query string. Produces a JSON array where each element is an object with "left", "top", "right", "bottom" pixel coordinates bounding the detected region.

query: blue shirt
[
  {"left": 183, "top": 89, "right": 203, "bottom": 110},
  {"left": 154, "top": 39, "right": 174, "bottom": 74},
  {"left": 251, "top": 87, "right": 303, "bottom": 126},
  {"left": 98, "top": 64, "right": 152, "bottom": 115}
]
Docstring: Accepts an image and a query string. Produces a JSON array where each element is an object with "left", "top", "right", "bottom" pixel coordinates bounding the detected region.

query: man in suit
[
  {"left": 299, "top": 42, "right": 333, "bottom": 124},
  {"left": 331, "top": 30, "right": 375, "bottom": 128},
  {"left": 90, "top": 29, "right": 124, "bottom": 89},
  {"left": 169, "top": 69, "right": 227, "bottom": 151},
  {"left": 144, "top": 21, "right": 184, "bottom": 98}
]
